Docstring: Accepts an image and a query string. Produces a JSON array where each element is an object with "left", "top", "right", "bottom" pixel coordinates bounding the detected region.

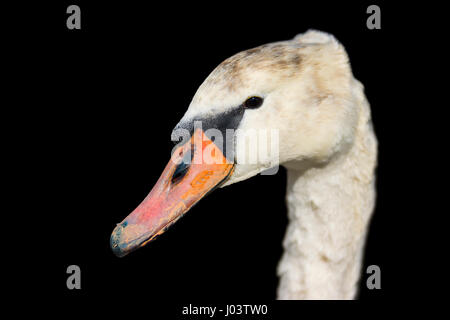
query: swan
[{"left": 110, "top": 30, "right": 378, "bottom": 300}]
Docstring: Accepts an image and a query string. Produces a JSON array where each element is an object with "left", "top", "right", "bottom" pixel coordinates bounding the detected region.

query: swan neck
[{"left": 277, "top": 97, "right": 377, "bottom": 299}]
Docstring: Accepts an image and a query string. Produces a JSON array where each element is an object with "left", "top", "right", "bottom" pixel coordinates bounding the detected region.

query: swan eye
[{"left": 244, "top": 96, "right": 263, "bottom": 109}]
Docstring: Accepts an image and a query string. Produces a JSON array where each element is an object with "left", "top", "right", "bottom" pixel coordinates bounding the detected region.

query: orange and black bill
[{"left": 110, "top": 128, "right": 234, "bottom": 257}]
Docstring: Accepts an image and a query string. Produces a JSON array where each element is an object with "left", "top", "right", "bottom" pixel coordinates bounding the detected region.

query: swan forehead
[{"left": 185, "top": 42, "right": 303, "bottom": 117}]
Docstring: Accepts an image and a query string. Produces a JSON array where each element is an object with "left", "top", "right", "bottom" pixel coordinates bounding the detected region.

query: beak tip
[
  {"left": 111, "top": 244, "right": 127, "bottom": 258},
  {"left": 110, "top": 223, "right": 129, "bottom": 258}
]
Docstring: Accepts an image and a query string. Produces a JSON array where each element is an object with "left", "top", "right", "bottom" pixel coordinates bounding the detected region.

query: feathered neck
[{"left": 276, "top": 81, "right": 377, "bottom": 299}]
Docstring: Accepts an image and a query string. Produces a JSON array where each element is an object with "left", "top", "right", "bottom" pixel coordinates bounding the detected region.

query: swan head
[{"left": 111, "top": 30, "right": 360, "bottom": 257}]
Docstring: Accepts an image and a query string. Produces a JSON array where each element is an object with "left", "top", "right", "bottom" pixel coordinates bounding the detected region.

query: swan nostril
[
  {"left": 171, "top": 161, "right": 190, "bottom": 185},
  {"left": 171, "top": 145, "right": 194, "bottom": 185}
]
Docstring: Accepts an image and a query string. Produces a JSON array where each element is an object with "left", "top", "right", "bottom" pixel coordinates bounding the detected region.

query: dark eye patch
[
  {"left": 172, "top": 96, "right": 263, "bottom": 163},
  {"left": 172, "top": 106, "right": 245, "bottom": 162}
]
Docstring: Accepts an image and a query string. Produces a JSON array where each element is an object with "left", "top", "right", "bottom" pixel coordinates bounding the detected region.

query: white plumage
[{"left": 177, "top": 30, "right": 378, "bottom": 299}]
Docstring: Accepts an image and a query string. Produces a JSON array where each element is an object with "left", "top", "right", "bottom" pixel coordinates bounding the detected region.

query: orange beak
[{"left": 110, "top": 128, "right": 234, "bottom": 257}]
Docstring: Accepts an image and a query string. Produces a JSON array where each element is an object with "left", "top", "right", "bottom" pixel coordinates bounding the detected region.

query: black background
[{"left": 7, "top": 0, "right": 424, "bottom": 316}]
